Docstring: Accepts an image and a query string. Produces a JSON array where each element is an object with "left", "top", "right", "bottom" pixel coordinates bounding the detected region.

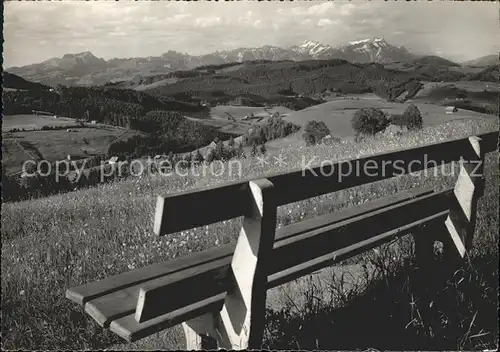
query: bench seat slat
[
  {"left": 272, "top": 188, "right": 452, "bottom": 274},
  {"left": 110, "top": 293, "right": 227, "bottom": 342},
  {"left": 110, "top": 210, "right": 449, "bottom": 342},
  {"left": 135, "top": 187, "right": 452, "bottom": 324},
  {"left": 67, "top": 186, "right": 431, "bottom": 306},
  {"left": 75, "top": 187, "right": 433, "bottom": 328},
  {"left": 269, "top": 210, "right": 449, "bottom": 288},
  {"left": 66, "top": 244, "right": 233, "bottom": 306}
]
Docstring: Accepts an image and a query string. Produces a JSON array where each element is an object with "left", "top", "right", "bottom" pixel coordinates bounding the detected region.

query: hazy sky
[{"left": 3, "top": 0, "right": 499, "bottom": 67}]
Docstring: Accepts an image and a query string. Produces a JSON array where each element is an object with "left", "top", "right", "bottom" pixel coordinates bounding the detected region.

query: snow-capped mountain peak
[
  {"left": 337, "top": 37, "right": 412, "bottom": 63},
  {"left": 346, "top": 38, "right": 387, "bottom": 47},
  {"left": 290, "top": 40, "right": 334, "bottom": 57}
]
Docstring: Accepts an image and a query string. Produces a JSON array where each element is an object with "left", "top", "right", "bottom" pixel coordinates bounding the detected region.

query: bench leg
[
  {"left": 182, "top": 179, "right": 277, "bottom": 350},
  {"left": 182, "top": 313, "right": 218, "bottom": 350},
  {"left": 218, "top": 179, "right": 277, "bottom": 349}
]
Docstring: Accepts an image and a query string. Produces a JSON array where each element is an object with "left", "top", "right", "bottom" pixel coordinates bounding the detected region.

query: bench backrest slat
[
  {"left": 67, "top": 187, "right": 432, "bottom": 311},
  {"left": 136, "top": 187, "right": 453, "bottom": 323},
  {"left": 155, "top": 131, "right": 497, "bottom": 236},
  {"left": 65, "top": 131, "right": 497, "bottom": 348}
]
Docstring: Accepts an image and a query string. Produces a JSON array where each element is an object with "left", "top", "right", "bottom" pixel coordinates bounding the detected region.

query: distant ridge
[
  {"left": 462, "top": 54, "right": 498, "bottom": 68},
  {"left": 6, "top": 38, "right": 496, "bottom": 87},
  {"left": 2, "top": 71, "right": 51, "bottom": 91}
]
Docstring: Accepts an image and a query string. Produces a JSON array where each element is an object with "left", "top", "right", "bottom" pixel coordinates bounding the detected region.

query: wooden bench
[{"left": 66, "top": 132, "right": 497, "bottom": 349}]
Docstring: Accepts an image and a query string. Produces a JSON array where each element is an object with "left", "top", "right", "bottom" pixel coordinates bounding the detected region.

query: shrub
[
  {"left": 351, "top": 108, "right": 389, "bottom": 137},
  {"left": 193, "top": 150, "right": 204, "bottom": 164},
  {"left": 243, "top": 116, "right": 301, "bottom": 146},
  {"left": 260, "top": 143, "right": 267, "bottom": 155},
  {"left": 302, "top": 120, "right": 331, "bottom": 146},
  {"left": 251, "top": 144, "right": 258, "bottom": 157},
  {"left": 394, "top": 104, "right": 423, "bottom": 130}
]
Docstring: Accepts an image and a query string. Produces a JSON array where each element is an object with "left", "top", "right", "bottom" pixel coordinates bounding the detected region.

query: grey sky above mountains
[{"left": 4, "top": 0, "right": 499, "bottom": 68}]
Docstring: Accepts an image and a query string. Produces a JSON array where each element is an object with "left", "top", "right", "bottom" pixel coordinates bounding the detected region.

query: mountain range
[{"left": 5, "top": 38, "right": 494, "bottom": 87}]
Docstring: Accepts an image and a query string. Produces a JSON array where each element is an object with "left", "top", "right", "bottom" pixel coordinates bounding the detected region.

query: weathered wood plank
[
  {"left": 109, "top": 210, "right": 449, "bottom": 342},
  {"left": 444, "top": 136, "right": 486, "bottom": 258},
  {"left": 66, "top": 244, "right": 233, "bottom": 306},
  {"left": 135, "top": 257, "right": 231, "bottom": 324},
  {"left": 271, "top": 188, "right": 453, "bottom": 274},
  {"left": 134, "top": 188, "right": 451, "bottom": 327},
  {"left": 69, "top": 187, "right": 433, "bottom": 327},
  {"left": 268, "top": 211, "right": 449, "bottom": 288},
  {"left": 110, "top": 293, "right": 226, "bottom": 342},
  {"left": 154, "top": 182, "right": 252, "bottom": 236},
  {"left": 215, "top": 178, "right": 278, "bottom": 349},
  {"left": 155, "top": 131, "right": 498, "bottom": 235}
]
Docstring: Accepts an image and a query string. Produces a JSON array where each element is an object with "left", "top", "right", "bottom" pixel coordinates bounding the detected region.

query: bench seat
[{"left": 67, "top": 186, "right": 450, "bottom": 342}]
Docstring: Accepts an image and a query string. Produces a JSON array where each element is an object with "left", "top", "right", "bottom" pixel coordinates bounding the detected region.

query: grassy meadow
[
  {"left": 2, "top": 126, "right": 141, "bottom": 174},
  {"left": 2, "top": 114, "right": 77, "bottom": 132},
  {"left": 282, "top": 97, "right": 496, "bottom": 141},
  {"left": 1, "top": 117, "right": 498, "bottom": 350}
]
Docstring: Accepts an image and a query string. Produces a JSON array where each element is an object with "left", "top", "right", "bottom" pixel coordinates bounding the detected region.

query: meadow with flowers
[{"left": 1, "top": 117, "right": 498, "bottom": 350}]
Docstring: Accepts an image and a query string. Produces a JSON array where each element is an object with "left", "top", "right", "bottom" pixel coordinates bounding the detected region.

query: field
[
  {"left": 409, "top": 81, "right": 498, "bottom": 116},
  {"left": 183, "top": 105, "right": 293, "bottom": 136},
  {"left": 1, "top": 117, "right": 498, "bottom": 350},
  {"left": 281, "top": 97, "right": 496, "bottom": 141},
  {"left": 383, "top": 62, "right": 486, "bottom": 75},
  {"left": 2, "top": 126, "right": 141, "bottom": 174},
  {"left": 210, "top": 105, "right": 293, "bottom": 119},
  {"left": 184, "top": 115, "right": 253, "bottom": 135},
  {"left": 413, "top": 81, "right": 498, "bottom": 99},
  {"left": 2, "top": 114, "right": 78, "bottom": 132}
]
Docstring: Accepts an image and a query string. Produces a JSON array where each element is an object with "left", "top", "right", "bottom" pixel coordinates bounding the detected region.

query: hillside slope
[{"left": 2, "top": 72, "right": 51, "bottom": 91}]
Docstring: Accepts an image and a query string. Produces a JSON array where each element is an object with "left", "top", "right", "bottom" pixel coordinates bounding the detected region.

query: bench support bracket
[
  {"left": 182, "top": 178, "right": 277, "bottom": 350},
  {"left": 443, "top": 136, "right": 485, "bottom": 262}
]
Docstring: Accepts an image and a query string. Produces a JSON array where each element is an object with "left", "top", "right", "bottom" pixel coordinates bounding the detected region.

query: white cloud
[
  {"left": 317, "top": 19, "right": 339, "bottom": 27},
  {"left": 3, "top": 0, "right": 499, "bottom": 67},
  {"left": 340, "top": 3, "right": 356, "bottom": 16},
  {"left": 195, "top": 16, "right": 222, "bottom": 28}
]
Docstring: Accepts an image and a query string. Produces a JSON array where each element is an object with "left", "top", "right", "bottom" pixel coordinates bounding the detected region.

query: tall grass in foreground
[
  {"left": 1, "top": 118, "right": 498, "bottom": 350},
  {"left": 263, "top": 152, "right": 499, "bottom": 350}
]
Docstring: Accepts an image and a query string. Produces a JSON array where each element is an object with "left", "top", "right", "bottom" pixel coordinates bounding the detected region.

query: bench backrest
[
  {"left": 143, "top": 132, "right": 496, "bottom": 349},
  {"left": 66, "top": 131, "right": 498, "bottom": 349},
  {"left": 154, "top": 131, "right": 497, "bottom": 235}
]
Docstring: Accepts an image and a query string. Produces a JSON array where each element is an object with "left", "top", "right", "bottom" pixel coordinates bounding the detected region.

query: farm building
[
  {"left": 107, "top": 156, "right": 119, "bottom": 165},
  {"left": 33, "top": 110, "right": 54, "bottom": 116},
  {"left": 445, "top": 106, "right": 458, "bottom": 114},
  {"left": 207, "top": 141, "right": 217, "bottom": 150},
  {"left": 231, "top": 96, "right": 259, "bottom": 106}
]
